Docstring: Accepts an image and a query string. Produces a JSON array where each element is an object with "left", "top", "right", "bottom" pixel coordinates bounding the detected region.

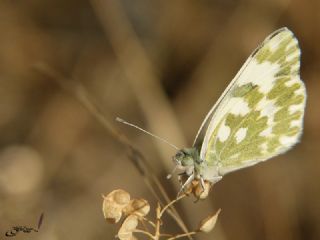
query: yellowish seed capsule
[
  {"left": 198, "top": 209, "right": 221, "bottom": 233},
  {"left": 102, "top": 189, "right": 131, "bottom": 223},
  {"left": 193, "top": 180, "right": 212, "bottom": 199},
  {"left": 123, "top": 198, "right": 150, "bottom": 217},
  {"left": 118, "top": 215, "right": 139, "bottom": 240}
]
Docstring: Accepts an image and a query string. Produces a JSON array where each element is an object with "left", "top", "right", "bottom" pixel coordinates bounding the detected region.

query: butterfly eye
[{"left": 175, "top": 151, "right": 185, "bottom": 159}]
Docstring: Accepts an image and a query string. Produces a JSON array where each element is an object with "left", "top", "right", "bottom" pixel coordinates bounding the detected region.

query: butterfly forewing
[{"left": 197, "top": 28, "right": 306, "bottom": 176}]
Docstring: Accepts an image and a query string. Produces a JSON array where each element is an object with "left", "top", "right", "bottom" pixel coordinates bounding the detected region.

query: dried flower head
[
  {"left": 198, "top": 209, "right": 221, "bottom": 233},
  {"left": 177, "top": 176, "right": 212, "bottom": 199},
  {"left": 102, "top": 189, "right": 131, "bottom": 223},
  {"left": 103, "top": 188, "right": 221, "bottom": 239},
  {"left": 193, "top": 180, "right": 212, "bottom": 199}
]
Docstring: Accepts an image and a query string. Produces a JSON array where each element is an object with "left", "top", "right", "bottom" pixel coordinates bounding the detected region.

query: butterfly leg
[
  {"left": 177, "top": 174, "right": 194, "bottom": 197},
  {"left": 200, "top": 176, "right": 205, "bottom": 191}
]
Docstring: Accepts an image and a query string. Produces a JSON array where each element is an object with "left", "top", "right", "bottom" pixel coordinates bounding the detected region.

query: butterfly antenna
[{"left": 116, "top": 117, "right": 180, "bottom": 150}]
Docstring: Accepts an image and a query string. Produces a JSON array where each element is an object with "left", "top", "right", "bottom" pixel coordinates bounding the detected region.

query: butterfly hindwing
[{"left": 195, "top": 28, "right": 306, "bottom": 176}]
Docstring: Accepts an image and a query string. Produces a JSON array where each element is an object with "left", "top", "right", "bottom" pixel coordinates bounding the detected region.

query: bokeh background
[{"left": 0, "top": 0, "right": 319, "bottom": 239}]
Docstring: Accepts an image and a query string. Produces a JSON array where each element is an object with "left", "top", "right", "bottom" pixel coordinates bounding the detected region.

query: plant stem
[
  {"left": 167, "top": 231, "right": 198, "bottom": 240},
  {"left": 159, "top": 194, "right": 186, "bottom": 217},
  {"left": 155, "top": 203, "right": 161, "bottom": 240},
  {"left": 160, "top": 233, "right": 174, "bottom": 237},
  {"left": 133, "top": 229, "right": 155, "bottom": 239},
  {"left": 141, "top": 216, "right": 156, "bottom": 228}
]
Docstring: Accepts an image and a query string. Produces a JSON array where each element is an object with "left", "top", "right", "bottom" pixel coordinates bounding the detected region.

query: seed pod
[
  {"left": 102, "top": 189, "right": 131, "bottom": 223},
  {"left": 123, "top": 198, "right": 150, "bottom": 217},
  {"left": 118, "top": 215, "right": 139, "bottom": 240},
  {"left": 193, "top": 180, "right": 212, "bottom": 199},
  {"left": 198, "top": 209, "right": 221, "bottom": 233}
]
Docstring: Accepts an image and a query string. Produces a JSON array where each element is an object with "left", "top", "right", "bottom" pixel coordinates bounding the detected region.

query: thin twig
[
  {"left": 160, "top": 233, "right": 174, "bottom": 237},
  {"left": 159, "top": 194, "right": 186, "bottom": 217},
  {"left": 155, "top": 203, "right": 161, "bottom": 240},
  {"left": 133, "top": 229, "right": 155, "bottom": 239},
  {"left": 167, "top": 231, "right": 198, "bottom": 240},
  {"left": 141, "top": 216, "right": 156, "bottom": 228}
]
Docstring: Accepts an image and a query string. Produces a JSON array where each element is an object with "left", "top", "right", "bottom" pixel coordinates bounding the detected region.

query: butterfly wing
[{"left": 196, "top": 27, "right": 306, "bottom": 176}]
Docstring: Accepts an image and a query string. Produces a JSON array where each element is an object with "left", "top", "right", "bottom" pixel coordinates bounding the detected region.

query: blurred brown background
[{"left": 0, "top": 0, "right": 319, "bottom": 239}]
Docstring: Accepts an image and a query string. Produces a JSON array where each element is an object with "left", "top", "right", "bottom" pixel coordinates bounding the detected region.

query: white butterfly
[{"left": 173, "top": 27, "right": 306, "bottom": 190}]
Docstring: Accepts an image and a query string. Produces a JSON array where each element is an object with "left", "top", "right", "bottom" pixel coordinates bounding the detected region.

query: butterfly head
[
  {"left": 173, "top": 148, "right": 201, "bottom": 177},
  {"left": 173, "top": 149, "right": 194, "bottom": 168}
]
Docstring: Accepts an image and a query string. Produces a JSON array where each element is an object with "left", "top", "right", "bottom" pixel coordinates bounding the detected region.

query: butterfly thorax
[{"left": 173, "top": 148, "right": 221, "bottom": 182}]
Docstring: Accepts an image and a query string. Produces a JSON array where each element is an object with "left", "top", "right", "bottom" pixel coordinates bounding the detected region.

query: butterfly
[{"left": 172, "top": 27, "right": 306, "bottom": 191}]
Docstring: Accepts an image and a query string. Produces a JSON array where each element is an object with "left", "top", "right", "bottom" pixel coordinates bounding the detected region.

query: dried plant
[{"left": 102, "top": 181, "right": 220, "bottom": 240}]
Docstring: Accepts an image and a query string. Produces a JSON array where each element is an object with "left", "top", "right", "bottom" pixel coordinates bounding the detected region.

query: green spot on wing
[
  {"left": 232, "top": 83, "right": 256, "bottom": 97},
  {"left": 255, "top": 47, "right": 272, "bottom": 64},
  {"left": 267, "top": 137, "right": 281, "bottom": 153},
  {"left": 255, "top": 31, "right": 294, "bottom": 65},
  {"left": 243, "top": 86, "right": 264, "bottom": 108},
  {"left": 268, "top": 35, "right": 292, "bottom": 63}
]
